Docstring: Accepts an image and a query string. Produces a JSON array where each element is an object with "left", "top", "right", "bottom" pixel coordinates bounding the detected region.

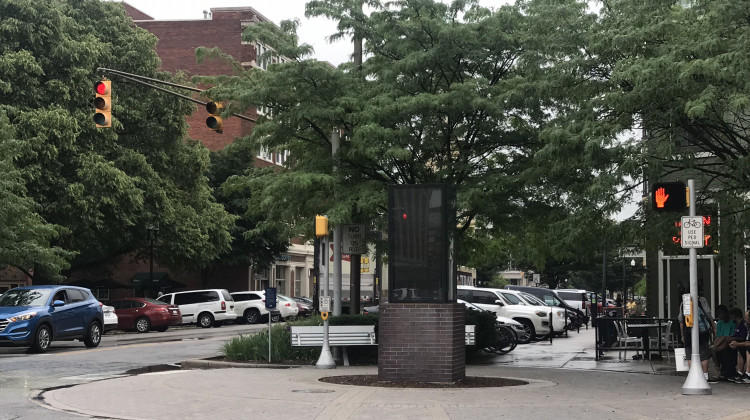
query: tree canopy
[
  {"left": 199, "top": 0, "right": 632, "bottom": 273},
  {"left": 0, "top": 0, "right": 234, "bottom": 282}
]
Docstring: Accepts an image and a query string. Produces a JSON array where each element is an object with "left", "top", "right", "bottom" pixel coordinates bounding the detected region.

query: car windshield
[
  {"left": 0, "top": 289, "right": 52, "bottom": 307},
  {"left": 458, "top": 299, "right": 484, "bottom": 312},
  {"left": 142, "top": 298, "right": 168, "bottom": 305},
  {"left": 498, "top": 292, "right": 523, "bottom": 305},
  {"left": 519, "top": 292, "right": 547, "bottom": 306}
]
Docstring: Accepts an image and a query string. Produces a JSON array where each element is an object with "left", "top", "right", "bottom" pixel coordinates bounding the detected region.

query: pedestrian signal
[{"left": 652, "top": 182, "right": 688, "bottom": 212}]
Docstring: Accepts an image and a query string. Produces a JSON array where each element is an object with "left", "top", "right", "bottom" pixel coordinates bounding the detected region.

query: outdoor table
[{"left": 627, "top": 321, "right": 663, "bottom": 360}]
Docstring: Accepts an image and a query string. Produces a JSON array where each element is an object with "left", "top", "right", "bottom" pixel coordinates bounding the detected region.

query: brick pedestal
[{"left": 377, "top": 303, "right": 465, "bottom": 383}]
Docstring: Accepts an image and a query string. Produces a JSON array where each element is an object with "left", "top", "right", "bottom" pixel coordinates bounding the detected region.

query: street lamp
[{"left": 146, "top": 223, "right": 159, "bottom": 297}]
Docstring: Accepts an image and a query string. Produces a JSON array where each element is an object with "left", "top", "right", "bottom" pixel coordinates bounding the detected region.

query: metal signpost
[
  {"left": 316, "top": 220, "right": 336, "bottom": 369},
  {"left": 342, "top": 224, "right": 367, "bottom": 255},
  {"left": 265, "top": 287, "right": 276, "bottom": 363},
  {"left": 681, "top": 179, "right": 711, "bottom": 395}
]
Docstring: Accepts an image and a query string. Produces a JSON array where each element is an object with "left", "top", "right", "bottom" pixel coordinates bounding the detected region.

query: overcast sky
[{"left": 122, "top": 0, "right": 501, "bottom": 66}]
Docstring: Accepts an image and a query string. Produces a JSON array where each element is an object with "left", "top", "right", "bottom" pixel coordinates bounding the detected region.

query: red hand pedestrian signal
[
  {"left": 655, "top": 187, "right": 669, "bottom": 209},
  {"left": 651, "top": 182, "right": 687, "bottom": 212}
]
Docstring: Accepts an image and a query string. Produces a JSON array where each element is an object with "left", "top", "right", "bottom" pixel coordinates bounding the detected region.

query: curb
[{"left": 181, "top": 358, "right": 302, "bottom": 370}]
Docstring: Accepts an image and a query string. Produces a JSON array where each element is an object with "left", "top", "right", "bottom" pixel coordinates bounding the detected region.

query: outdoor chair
[
  {"left": 649, "top": 320, "right": 674, "bottom": 361},
  {"left": 614, "top": 320, "right": 643, "bottom": 360}
]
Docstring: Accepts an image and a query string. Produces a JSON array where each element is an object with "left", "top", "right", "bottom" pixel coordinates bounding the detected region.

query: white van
[{"left": 157, "top": 289, "right": 237, "bottom": 328}]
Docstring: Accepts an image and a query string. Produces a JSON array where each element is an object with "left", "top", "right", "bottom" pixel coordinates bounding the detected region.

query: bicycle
[{"left": 483, "top": 323, "right": 518, "bottom": 355}]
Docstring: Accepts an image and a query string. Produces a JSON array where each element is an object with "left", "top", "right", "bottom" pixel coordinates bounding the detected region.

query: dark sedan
[
  {"left": 108, "top": 298, "right": 181, "bottom": 333},
  {"left": 291, "top": 297, "right": 313, "bottom": 317}
]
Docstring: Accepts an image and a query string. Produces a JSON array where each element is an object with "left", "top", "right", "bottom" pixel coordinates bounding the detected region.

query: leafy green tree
[
  {"left": 0, "top": 0, "right": 234, "bottom": 282},
  {"left": 207, "top": 140, "right": 290, "bottom": 271},
  {"left": 0, "top": 114, "right": 71, "bottom": 279}
]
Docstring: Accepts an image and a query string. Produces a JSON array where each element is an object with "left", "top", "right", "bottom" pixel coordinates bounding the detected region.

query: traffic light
[
  {"left": 206, "top": 101, "right": 223, "bottom": 133},
  {"left": 93, "top": 80, "right": 111, "bottom": 128},
  {"left": 652, "top": 181, "right": 688, "bottom": 212},
  {"left": 315, "top": 215, "right": 328, "bottom": 237}
]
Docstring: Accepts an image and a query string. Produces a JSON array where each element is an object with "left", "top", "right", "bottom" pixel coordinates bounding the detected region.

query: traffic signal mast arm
[{"left": 96, "top": 67, "right": 256, "bottom": 123}]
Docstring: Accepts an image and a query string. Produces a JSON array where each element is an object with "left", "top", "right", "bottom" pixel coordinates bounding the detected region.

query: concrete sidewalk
[{"left": 42, "top": 328, "right": 750, "bottom": 420}]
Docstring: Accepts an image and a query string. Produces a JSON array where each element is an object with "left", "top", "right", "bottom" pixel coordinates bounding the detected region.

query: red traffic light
[{"left": 94, "top": 81, "right": 110, "bottom": 95}]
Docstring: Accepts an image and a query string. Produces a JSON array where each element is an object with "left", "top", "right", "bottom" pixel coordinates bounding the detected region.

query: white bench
[
  {"left": 290, "top": 325, "right": 476, "bottom": 364},
  {"left": 291, "top": 325, "right": 377, "bottom": 347}
]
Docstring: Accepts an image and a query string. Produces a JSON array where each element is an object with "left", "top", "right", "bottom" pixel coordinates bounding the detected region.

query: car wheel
[
  {"left": 31, "top": 324, "right": 52, "bottom": 353},
  {"left": 197, "top": 313, "right": 214, "bottom": 328},
  {"left": 271, "top": 313, "right": 281, "bottom": 323},
  {"left": 135, "top": 317, "right": 151, "bottom": 333},
  {"left": 84, "top": 321, "right": 102, "bottom": 348},
  {"left": 245, "top": 308, "right": 260, "bottom": 324},
  {"left": 516, "top": 319, "right": 535, "bottom": 344}
]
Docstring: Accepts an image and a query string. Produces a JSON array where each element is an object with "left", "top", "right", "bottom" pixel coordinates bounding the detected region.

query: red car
[{"left": 108, "top": 298, "right": 182, "bottom": 333}]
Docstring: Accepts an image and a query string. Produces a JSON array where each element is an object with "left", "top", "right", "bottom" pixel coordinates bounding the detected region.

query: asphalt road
[{"left": 0, "top": 322, "right": 268, "bottom": 419}]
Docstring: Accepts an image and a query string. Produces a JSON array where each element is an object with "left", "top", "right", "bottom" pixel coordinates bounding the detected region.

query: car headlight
[
  {"left": 9, "top": 312, "right": 37, "bottom": 322},
  {"left": 535, "top": 310, "right": 548, "bottom": 317}
]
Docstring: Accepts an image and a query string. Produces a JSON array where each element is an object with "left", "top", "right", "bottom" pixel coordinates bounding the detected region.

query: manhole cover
[{"left": 292, "top": 389, "right": 336, "bottom": 394}]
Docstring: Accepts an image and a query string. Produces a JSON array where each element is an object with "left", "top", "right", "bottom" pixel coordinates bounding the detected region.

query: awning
[
  {"left": 132, "top": 272, "right": 185, "bottom": 290},
  {"left": 67, "top": 278, "right": 129, "bottom": 289}
]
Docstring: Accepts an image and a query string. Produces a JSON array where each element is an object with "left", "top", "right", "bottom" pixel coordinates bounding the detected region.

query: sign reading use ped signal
[{"left": 681, "top": 216, "right": 704, "bottom": 249}]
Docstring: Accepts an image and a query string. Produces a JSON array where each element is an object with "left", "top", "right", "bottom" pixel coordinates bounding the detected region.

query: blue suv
[{"left": 0, "top": 285, "right": 104, "bottom": 352}]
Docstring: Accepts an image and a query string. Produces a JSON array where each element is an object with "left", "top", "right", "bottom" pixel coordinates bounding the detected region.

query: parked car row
[{"left": 0, "top": 285, "right": 315, "bottom": 352}]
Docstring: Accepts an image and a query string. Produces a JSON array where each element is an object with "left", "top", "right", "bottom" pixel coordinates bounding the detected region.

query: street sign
[
  {"left": 342, "top": 224, "right": 367, "bottom": 255},
  {"left": 319, "top": 295, "right": 331, "bottom": 312},
  {"left": 681, "top": 216, "right": 704, "bottom": 248},
  {"left": 533, "top": 274, "right": 541, "bottom": 285},
  {"left": 265, "top": 287, "right": 277, "bottom": 309}
]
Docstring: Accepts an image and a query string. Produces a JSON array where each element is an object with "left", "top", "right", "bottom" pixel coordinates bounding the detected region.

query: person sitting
[
  {"left": 728, "top": 310, "right": 750, "bottom": 383},
  {"left": 714, "top": 306, "right": 741, "bottom": 381}
]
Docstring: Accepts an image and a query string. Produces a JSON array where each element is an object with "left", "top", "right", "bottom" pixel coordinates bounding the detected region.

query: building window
[
  {"left": 92, "top": 289, "right": 109, "bottom": 301},
  {"left": 275, "top": 149, "right": 287, "bottom": 165},
  {"left": 257, "top": 146, "right": 272, "bottom": 162}
]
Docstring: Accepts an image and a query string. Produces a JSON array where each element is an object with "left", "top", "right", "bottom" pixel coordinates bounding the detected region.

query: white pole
[
  {"left": 316, "top": 234, "right": 335, "bottom": 368},
  {"left": 682, "top": 179, "right": 711, "bottom": 395}
]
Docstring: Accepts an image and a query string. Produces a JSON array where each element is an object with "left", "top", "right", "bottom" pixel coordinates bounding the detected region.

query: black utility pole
[
  {"left": 313, "top": 237, "right": 320, "bottom": 313},
  {"left": 146, "top": 224, "right": 158, "bottom": 297}
]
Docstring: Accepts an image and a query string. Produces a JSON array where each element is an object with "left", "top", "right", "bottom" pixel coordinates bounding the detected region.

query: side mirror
[
  {"left": 52, "top": 300, "right": 65, "bottom": 307},
  {"left": 494, "top": 300, "right": 504, "bottom": 307}
]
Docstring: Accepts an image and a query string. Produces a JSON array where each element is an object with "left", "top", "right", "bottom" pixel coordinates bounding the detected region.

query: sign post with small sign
[
  {"left": 681, "top": 216, "right": 704, "bottom": 249},
  {"left": 265, "top": 287, "right": 277, "bottom": 362},
  {"left": 681, "top": 180, "right": 711, "bottom": 395},
  {"left": 342, "top": 224, "right": 367, "bottom": 255}
]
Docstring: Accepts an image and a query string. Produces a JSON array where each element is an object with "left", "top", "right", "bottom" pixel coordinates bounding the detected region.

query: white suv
[
  {"left": 231, "top": 291, "right": 299, "bottom": 323},
  {"left": 457, "top": 286, "right": 566, "bottom": 343},
  {"left": 157, "top": 289, "right": 237, "bottom": 328},
  {"left": 231, "top": 291, "right": 270, "bottom": 324}
]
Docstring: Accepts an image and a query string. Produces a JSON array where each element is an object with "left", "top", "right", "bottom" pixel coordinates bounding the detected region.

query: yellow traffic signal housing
[
  {"left": 93, "top": 80, "right": 111, "bottom": 128},
  {"left": 315, "top": 215, "right": 328, "bottom": 237},
  {"left": 206, "top": 101, "right": 223, "bottom": 133}
]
